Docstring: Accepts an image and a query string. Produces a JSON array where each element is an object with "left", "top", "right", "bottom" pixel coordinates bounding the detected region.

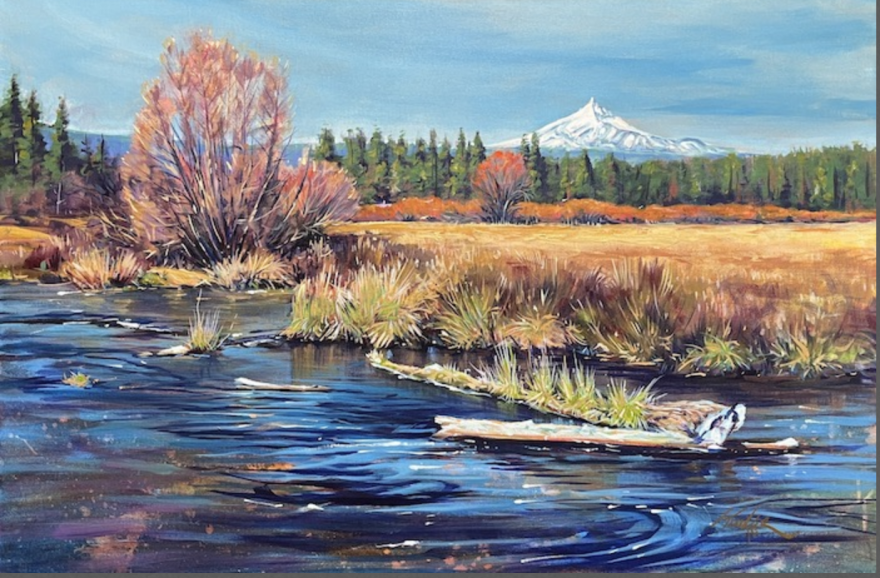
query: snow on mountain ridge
[{"left": 494, "top": 98, "right": 730, "bottom": 157}]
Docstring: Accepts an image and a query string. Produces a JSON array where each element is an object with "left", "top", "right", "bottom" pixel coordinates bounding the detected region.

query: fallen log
[
  {"left": 433, "top": 416, "right": 800, "bottom": 457},
  {"left": 367, "top": 352, "right": 731, "bottom": 438},
  {"left": 234, "top": 377, "right": 330, "bottom": 393}
]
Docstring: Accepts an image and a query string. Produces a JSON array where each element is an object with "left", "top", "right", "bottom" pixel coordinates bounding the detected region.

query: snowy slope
[{"left": 493, "top": 98, "right": 730, "bottom": 157}]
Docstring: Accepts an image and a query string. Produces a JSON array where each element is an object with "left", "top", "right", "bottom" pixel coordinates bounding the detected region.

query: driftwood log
[{"left": 433, "top": 416, "right": 799, "bottom": 456}]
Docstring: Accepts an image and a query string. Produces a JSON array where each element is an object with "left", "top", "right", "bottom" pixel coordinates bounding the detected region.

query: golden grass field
[{"left": 331, "top": 221, "right": 877, "bottom": 303}]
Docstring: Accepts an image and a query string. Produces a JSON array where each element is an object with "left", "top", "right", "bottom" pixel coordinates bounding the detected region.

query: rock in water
[{"left": 694, "top": 403, "right": 746, "bottom": 448}]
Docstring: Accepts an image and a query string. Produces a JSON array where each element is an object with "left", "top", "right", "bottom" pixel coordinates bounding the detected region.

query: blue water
[{"left": 0, "top": 285, "right": 875, "bottom": 572}]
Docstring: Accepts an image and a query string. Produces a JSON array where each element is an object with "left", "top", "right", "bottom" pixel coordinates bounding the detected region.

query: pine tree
[
  {"left": 438, "top": 137, "right": 452, "bottom": 198},
  {"left": 469, "top": 131, "right": 487, "bottom": 167},
  {"left": 449, "top": 128, "right": 471, "bottom": 198},
  {"left": 46, "top": 97, "right": 77, "bottom": 213},
  {"left": 411, "top": 136, "right": 429, "bottom": 196},
  {"left": 22, "top": 90, "right": 47, "bottom": 185},
  {"left": 428, "top": 129, "right": 439, "bottom": 197},
  {"left": 559, "top": 153, "right": 572, "bottom": 200},
  {"left": 527, "top": 132, "right": 547, "bottom": 201},
  {"left": 315, "top": 127, "right": 340, "bottom": 163},
  {"left": 0, "top": 75, "right": 25, "bottom": 175}
]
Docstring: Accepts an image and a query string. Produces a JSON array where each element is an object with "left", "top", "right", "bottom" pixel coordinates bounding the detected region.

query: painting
[{"left": 0, "top": 0, "right": 875, "bottom": 572}]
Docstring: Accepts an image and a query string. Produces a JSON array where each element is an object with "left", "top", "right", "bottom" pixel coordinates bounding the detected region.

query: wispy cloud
[{"left": 0, "top": 0, "right": 874, "bottom": 151}]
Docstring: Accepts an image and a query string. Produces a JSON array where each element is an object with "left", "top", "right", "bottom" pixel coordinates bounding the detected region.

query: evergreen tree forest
[
  {"left": 0, "top": 75, "right": 120, "bottom": 216},
  {"left": 1, "top": 68, "right": 875, "bottom": 218},
  {"left": 319, "top": 127, "right": 876, "bottom": 211}
]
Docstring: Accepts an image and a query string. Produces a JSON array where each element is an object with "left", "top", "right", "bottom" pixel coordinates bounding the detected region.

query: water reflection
[{"left": 0, "top": 285, "right": 875, "bottom": 572}]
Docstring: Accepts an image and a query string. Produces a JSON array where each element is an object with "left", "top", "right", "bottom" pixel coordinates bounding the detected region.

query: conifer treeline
[
  {"left": 316, "top": 127, "right": 877, "bottom": 211},
  {"left": 0, "top": 75, "right": 118, "bottom": 215},
  {"left": 2, "top": 68, "right": 875, "bottom": 217}
]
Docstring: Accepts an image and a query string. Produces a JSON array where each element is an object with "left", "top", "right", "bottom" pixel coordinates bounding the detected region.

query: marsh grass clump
[
  {"left": 769, "top": 326, "right": 851, "bottom": 379},
  {"left": 284, "top": 272, "right": 339, "bottom": 341},
  {"left": 479, "top": 344, "right": 525, "bottom": 400},
  {"left": 524, "top": 355, "right": 560, "bottom": 407},
  {"left": 59, "top": 248, "right": 112, "bottom": 289},
  {"left": 555, "top": 359, "right": 598, "bottom": 415},
  {"left": 335, "top": 261, "right": 435, "bottom": 348},
  {"left": 573, "top": 259, "right": 680, "bottom": 364},
  {"left": 62, "top": 371, "right": 92, "bottom": 388},
  {"left": 186, "top": 297, "right": 228, "bottom": 354},
  {"left": 209, "top": 250, "right": 291, "bottom": 290},
  {"left": 110, "top": 250, "right": 147, "bottom": 286},
  {"left": 434, "top": 282, "right": 499, "bottom": 350},
  {"left": 473, "top": 346, "right": 655, "bottom": 428},
  {"left": 500, "top": 304, "right": 572, "bottom": 350},
  {"left": 59, "top": 247, "right": 146, "bottom": 289},
  {"left": 597, "top": 378, "right": 656, "bottom": 429},
  {"left": 678, "top": 330, "right": 756, "bottom": 375}
]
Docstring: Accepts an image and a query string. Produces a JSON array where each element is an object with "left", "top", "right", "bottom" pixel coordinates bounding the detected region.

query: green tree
[
  {"left": 0, "top": 75, "right": 25, "bottom": 175},
  {"left": 46, "top": 97, "right": 77, "bottom": 213},
  {"left": 315, "top": 127, "right": 340, "bottom": 163},
  {"left": 469, "top": 131, "right": 487, "bottom": 168},
  {"left": 527, "top": 132, "right": 548, "bottom": 201},
  {"left": 21, "top": 89, "right": 47, "bottom": 185},
  {"left": 427, "top": 129, "right": 439, "bottom": 196},
  {"left": 448, "top": 128, "right": 471, "bottom": 198},
  {"left": 559, "top": 152, "right": 572, "bottom": 200},
  {"left": 437, "top": 137, "right": 453, "bottom": 198}
]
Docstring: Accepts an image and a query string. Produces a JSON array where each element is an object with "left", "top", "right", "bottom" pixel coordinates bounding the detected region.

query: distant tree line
[
  {"left": 315, "top": 127, "right": 876, "bottom": 211},
  {"left": 0, "top": 75, "right": 120, "bottom": 216}
]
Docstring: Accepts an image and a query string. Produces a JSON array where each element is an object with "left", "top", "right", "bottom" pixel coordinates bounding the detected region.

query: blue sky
[{"left": 0, "top": 0, "right": 875, "bottom": 153}]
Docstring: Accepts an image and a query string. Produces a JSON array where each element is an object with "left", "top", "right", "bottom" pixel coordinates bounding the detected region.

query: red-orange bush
[
  {"left": 472, "top": 151, "right": 531, "bottom": 223},
  {"left": 274, "top": 160, "right": 359, "bottom": 248},
  {"left": 120, "top": 32, "right": 356, "bottom": 265}
]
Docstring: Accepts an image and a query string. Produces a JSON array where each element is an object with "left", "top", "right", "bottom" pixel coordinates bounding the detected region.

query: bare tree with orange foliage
[
  {"left": 472, "top": 151, "right": 531, "bottom": 223},
  {"left": 121, "top": 31, "right": 357, "bottom": 265}
]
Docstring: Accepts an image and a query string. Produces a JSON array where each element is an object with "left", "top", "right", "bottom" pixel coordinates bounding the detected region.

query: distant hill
[{"left": 67, "top": 131, "right": 309, "bottom": 164}]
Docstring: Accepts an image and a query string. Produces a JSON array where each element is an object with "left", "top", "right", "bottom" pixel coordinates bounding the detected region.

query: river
[{"left": 0, "top": 285, "right": 875, "bottom": 572}]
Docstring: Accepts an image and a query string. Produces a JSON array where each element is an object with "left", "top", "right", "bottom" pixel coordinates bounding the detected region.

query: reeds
[
  {"left": 572, "top": 259, "right": 680, "bottom": 364},
  {"left": 283, "top": 271, "right": 339, "bottom": 341},
  {"left": 336, "top": 261, "right": 435, "bottom": 348},
  {"left": 434, "top": 282, "right": 499, "bottom": 350},
  {"left": 475, "top": 346, "right": 654, "bottom": 428},
  {"left": 59, "top": 247, "right": 146, "bottom": 290},
  {"left": 209, "top": 250, "right": 291, "bottom": 290},
  {"left": 186, "top": 296, "right": 228, "bottom": 354},
  {"left": 678, "top": 330, "right": 756, "bottom": 375}
]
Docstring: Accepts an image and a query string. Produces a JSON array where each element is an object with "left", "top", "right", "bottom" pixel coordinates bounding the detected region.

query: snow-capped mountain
[{"left": 493, "top": 98, "right": 730, "bottom": 158}]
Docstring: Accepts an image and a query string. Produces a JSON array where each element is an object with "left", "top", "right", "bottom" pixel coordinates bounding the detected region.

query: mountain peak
[{"left": 493, "top": 100, "right": 730, "bottom": 158}]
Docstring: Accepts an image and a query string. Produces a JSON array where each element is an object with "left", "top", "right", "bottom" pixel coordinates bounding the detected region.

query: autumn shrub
[
  {"left": 121, "top": 31, "right": 358, "bottom": 266},
  {"left": 473, "top": 151, "right": 531, "bottom": 223}
]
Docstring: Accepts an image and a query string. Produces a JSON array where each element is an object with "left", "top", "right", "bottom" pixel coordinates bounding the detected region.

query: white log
[{"left": 234, "top": 377, "right": 330, "bottom": 392}]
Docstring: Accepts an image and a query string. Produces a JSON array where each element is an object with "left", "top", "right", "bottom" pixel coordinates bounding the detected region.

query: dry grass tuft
[
  {"left": 186, "top": 299, "right": 228, "bottom": 354},
  {"left": 336, "top": 261, "right": 435, "bottom": 348},
  {"left": 209, "top": 250, "right": 291, "bottom": 290},
  {"left": 59, "top": 247, "right": 146, "bottom": 289}
]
